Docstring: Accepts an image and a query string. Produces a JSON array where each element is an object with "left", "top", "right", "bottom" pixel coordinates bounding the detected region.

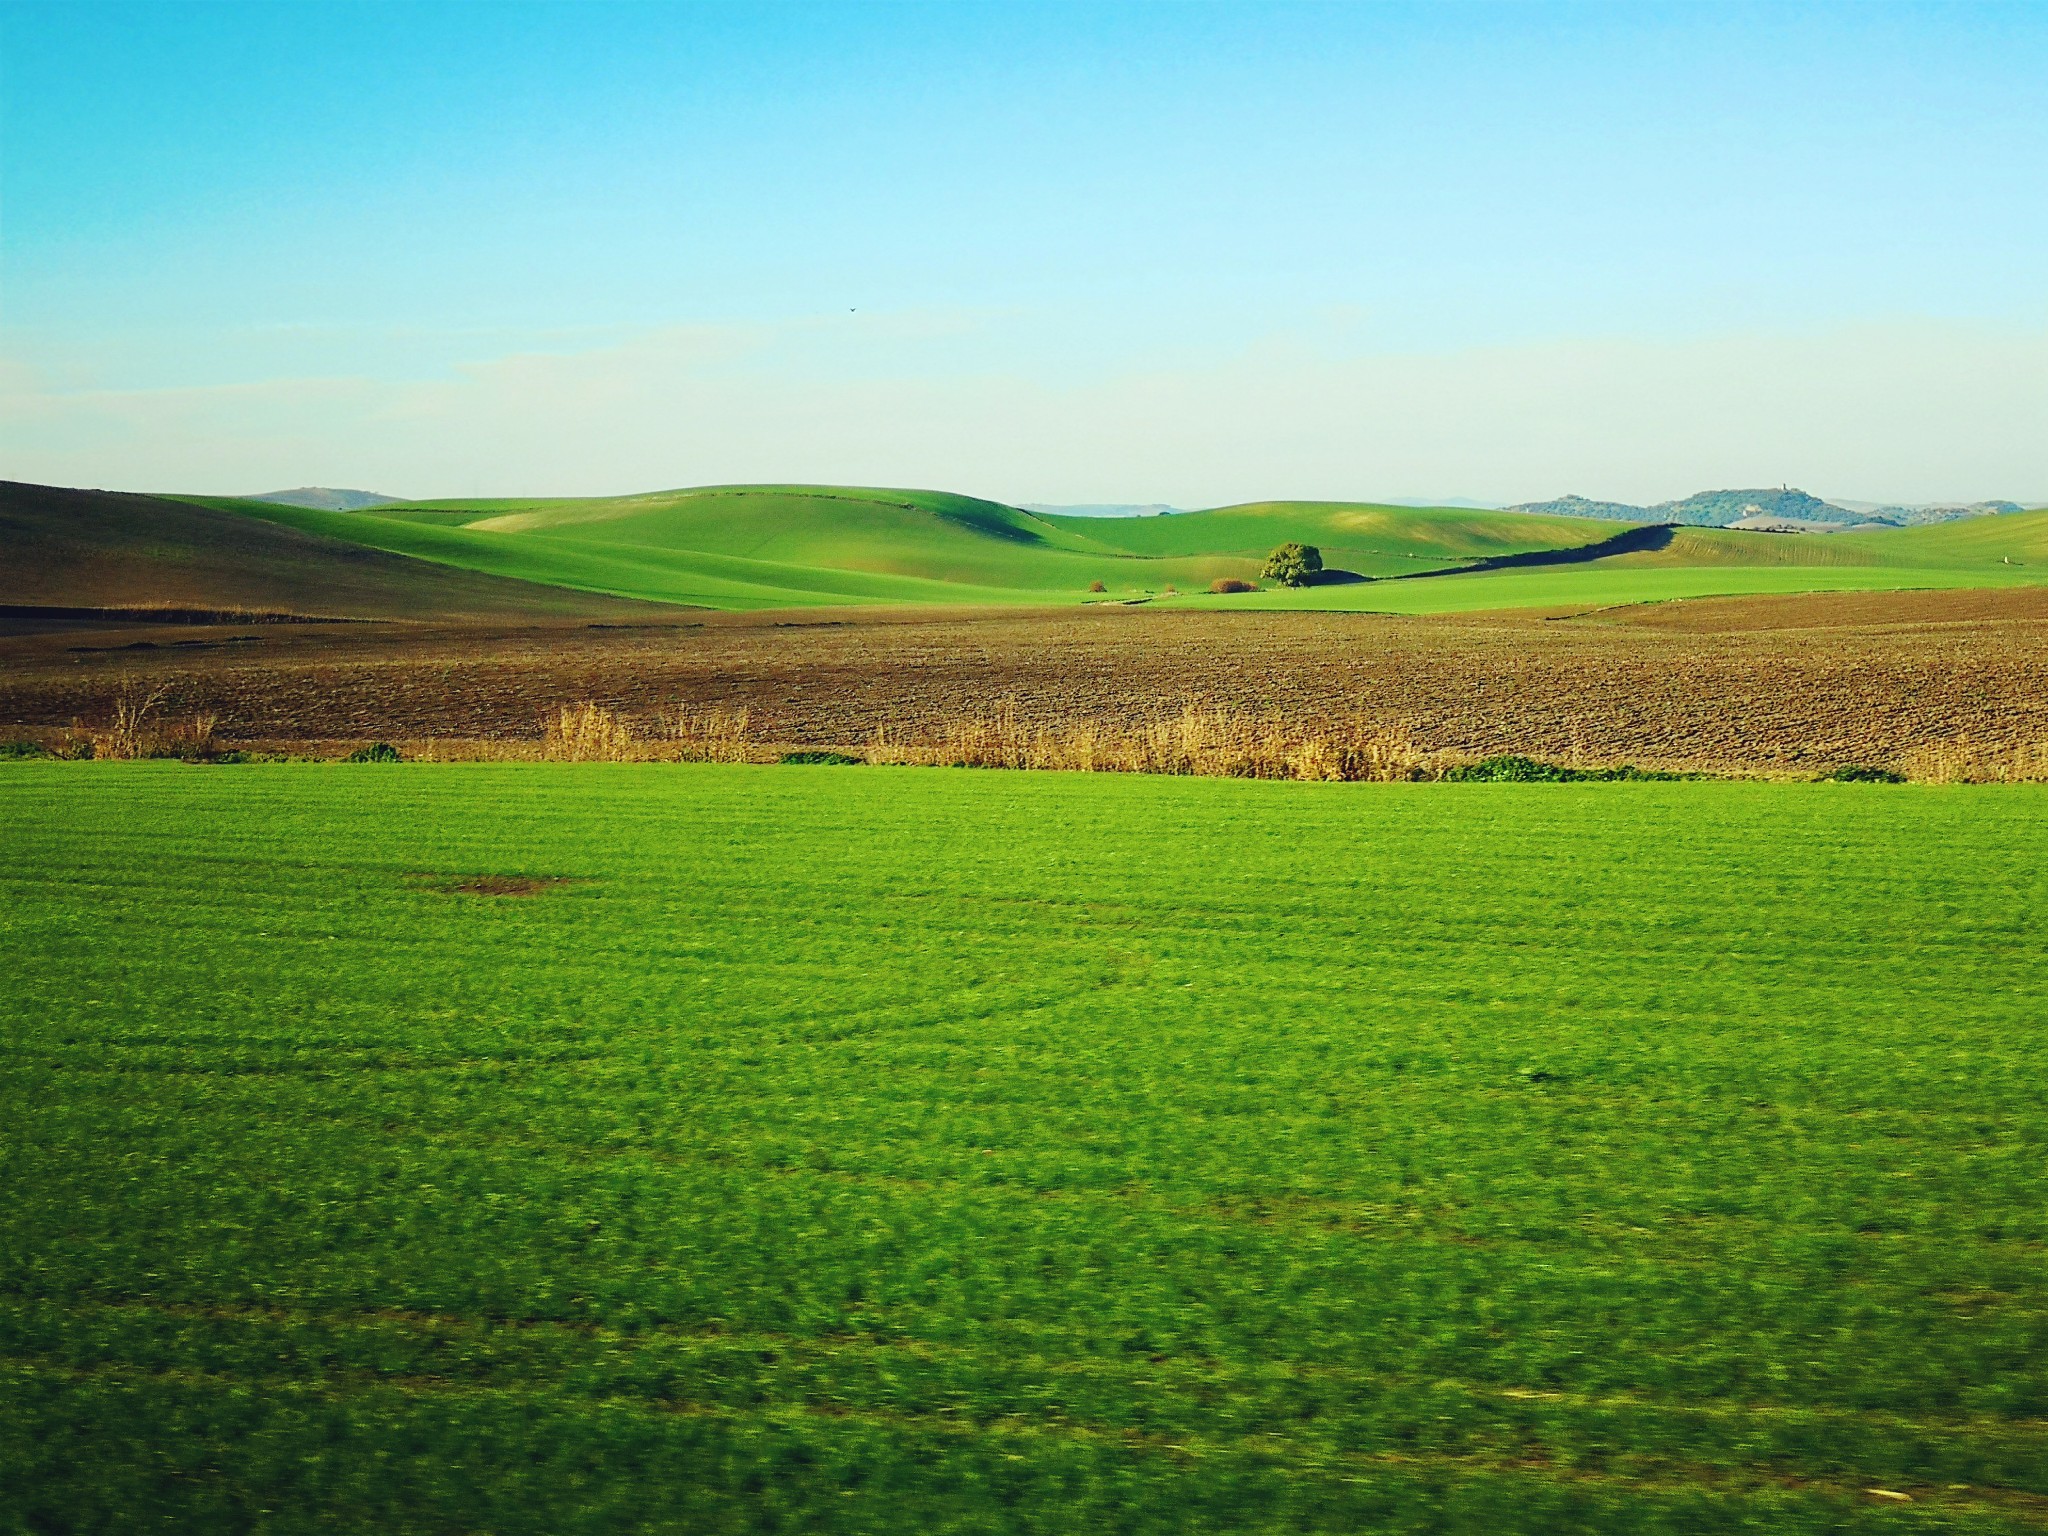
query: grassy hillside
[
  {"left": 0, "top": 481, "right": 676, "bottom": 622},
  {"left": 189, "top": 492, "right": 1049, "bottom": 611},
  {"left": 1176, "top": 513, "right": 2048, "bottom": 614},
  {"left": 37, "top": 478, "right": 2043, "bottom": 618},
  {"left": 6, "top": 763, "right": 2048, "bottom": 1532},
  {"left": 198, "top": 486, "right": 1639, "bottom": 610},
  {"left": 1829, "top": 506, "right": 2048, "bottom": 568},
  {"left": 1037, "top": 500, "right": 1631, "bottom": 571}
]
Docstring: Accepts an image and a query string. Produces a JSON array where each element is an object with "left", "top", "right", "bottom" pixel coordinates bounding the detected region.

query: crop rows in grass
[{"left": 3, "top": 764, "right": 2047, "bottom": 1533}]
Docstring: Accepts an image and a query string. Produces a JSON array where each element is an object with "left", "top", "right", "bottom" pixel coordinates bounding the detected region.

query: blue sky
[{"left": 2, "top": 0, "right": 2043, "bottom": 503}]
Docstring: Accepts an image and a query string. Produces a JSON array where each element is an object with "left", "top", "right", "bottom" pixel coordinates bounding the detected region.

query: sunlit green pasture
[
  {"left": 4, "top": 764, "right": 2047, "bottom": 1533},
  {"left": 1175, "top": 562, "right": 2048, "bottom": 614}
]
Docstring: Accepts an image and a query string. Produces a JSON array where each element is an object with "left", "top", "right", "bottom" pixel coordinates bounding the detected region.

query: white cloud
[{"left": 3, "top": 317, "right": 2042, "bottom": 506}]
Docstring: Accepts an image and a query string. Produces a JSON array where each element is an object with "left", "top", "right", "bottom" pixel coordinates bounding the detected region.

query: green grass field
[
  {"left": 1173, "top": 561, "right": 2048, "bottom": 615},
  {"left": 5, "top": 764, "right": 2047, "bottom": 1533},
  {"left": 183, "top": 486, "right": 2048, "bottom": 615}
]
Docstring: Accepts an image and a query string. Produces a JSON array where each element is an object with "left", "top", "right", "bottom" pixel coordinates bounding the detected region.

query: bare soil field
[{"left": 5, "top": 587, "right": 2045, "bottom": 774}]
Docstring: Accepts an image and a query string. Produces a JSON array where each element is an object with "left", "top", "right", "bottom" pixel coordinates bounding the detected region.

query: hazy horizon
[{"left": 4, "top": 1, "right": 2044, "bottom": 506}]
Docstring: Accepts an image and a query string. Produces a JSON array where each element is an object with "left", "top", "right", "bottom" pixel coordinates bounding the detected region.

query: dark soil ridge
[{"left": 0, "top": 604, "right": 361, "bottom": 626}]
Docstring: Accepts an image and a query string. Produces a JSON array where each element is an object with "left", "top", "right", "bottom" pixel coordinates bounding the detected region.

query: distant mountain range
[
  {"left": 249, "top": 487, "right": 402, "bottom": 512},
  {"left": 1507, "top": 488, "right": 2025, "bottom": 530},
  {"left": 1021, "top": 503, "right": 1185, "bottom": 519}
]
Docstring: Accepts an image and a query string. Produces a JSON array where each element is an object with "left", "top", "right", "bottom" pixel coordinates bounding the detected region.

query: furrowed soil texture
[
  {"left": 5, "top": 588, "right": 2047, "bottom": 773},
  {"left": 4, "top": 764, "right": 2047, "bottom": 1535}
]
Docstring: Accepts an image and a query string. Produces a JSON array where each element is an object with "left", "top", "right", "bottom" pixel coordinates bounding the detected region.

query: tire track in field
[{"left": 7, "top": 1348, "right": 2048, "bottom": 1526}]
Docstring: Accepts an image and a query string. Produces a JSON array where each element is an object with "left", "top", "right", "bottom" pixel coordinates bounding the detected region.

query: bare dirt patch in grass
[{"left": 412, "top": 874, "right": 582, "bottom": 898}]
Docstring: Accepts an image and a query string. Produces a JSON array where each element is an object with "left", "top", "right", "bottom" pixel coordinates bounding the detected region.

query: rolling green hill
[
  {"left": 117, "top": 482, "right": 2048, "bottom": 618},
  {"left": 1178, "top": 513, "right": 2048, "bottom": 615},
  {"left": 192, "top": 485, "right": 1642, "bottom": 611},
  {"left": 0, "top": 480, "right": 671, "bottom": 622},
  {"left": 1828, "top": 506, "right": 2048, "bottom": 567},
  {"left": 1036, "top": 500, "right": 1630, "bottom": 570}
]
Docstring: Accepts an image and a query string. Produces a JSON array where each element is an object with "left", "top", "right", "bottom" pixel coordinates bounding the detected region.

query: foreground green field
[
  {"left": 188, "top": 484, "right": 2048, "bottom": 615},
  {"left": 4, "top": 765, "right": 2047, "bottom": 1533}
]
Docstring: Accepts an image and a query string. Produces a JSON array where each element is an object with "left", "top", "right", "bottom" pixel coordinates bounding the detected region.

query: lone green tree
[{"left": 1260, "top": 541, "right": 1323, "bottom": 587}]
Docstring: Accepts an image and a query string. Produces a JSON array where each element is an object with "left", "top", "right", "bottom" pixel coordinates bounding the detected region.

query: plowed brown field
[{"left": 4, "top": 588, "right": 2045, "bottom": 773}]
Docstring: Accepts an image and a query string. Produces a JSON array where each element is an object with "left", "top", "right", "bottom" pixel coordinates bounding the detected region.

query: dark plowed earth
[
  {"left": 0, "top": 481, "right": 676, "bottom": 622},
  {"left": 1579, "top": 586, "right": 2048, "bottom": 631},
  {"left": 3, "top": 590, "right": 2043, "bottom": 772}
]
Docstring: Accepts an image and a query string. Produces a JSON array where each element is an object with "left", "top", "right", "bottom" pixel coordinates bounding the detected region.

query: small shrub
[
  {"left": 1443, "top": 755, "right": 1558, "bottom": 782},
  {"left": 1821, "top": 764, "right": 1905, "bottom": 784},
  {"left": 1260, "top": 542, "right": 1323, "bottom": 587},
  {"left": 345, "top": 742, "right": 403, "bottom": 764},
  {"left": 780, "top": 750, "right": 861, "bottom": 766},
  {"left": 160, "top": 712, "right": 219, "bottom": 760},
  {"left": 1443, "top": 755, "right": 1687, "bottom": 783},
  {"left": 210, "top": 749, "right": 252, "bottom": 764},
  {"left": 0, "top": 740, "right": 50, "bottom": 760},
  {"left": 92, "top": 685, "right": 168, "bottom": 760},
  {"left": 1162, "top": 585, "right": 1178, "bottom": 597},
  {"left": 1209, "top": 578, "right": 1257, "bottom": 594},
  {"left": 1087, "top": 580, "right": 1108, "bottom": 594}
]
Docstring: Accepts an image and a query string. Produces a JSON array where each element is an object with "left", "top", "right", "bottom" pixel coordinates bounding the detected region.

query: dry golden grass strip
[
  {"left": 542, "top": 702, "right": 758, "bottom": 763},
  {"left": 654, "top": 704, "right": 753, "bottom": 763},
  {"left": 543, "top": 701, "right": 636, "bottom": 761},
  {"left": 1897, "top": 738, "right": 2048, "bottom": 783},
  {"left": 866, "top": 701, "right": 1436, "bottom": 782}
]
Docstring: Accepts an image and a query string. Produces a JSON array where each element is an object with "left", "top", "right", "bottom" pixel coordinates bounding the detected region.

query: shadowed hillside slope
[{"left": 1, "top": 481, "right": 678, "bottom": 621}]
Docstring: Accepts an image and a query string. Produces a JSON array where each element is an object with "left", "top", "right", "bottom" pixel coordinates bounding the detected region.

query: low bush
[
  {"left": 90, "top": 686, "right": 169, "bottom": 759},
  {"left": 1821, "top": 764, "right": 1905, "bottom": 784},
  {"left": 345, "top": 742, "right": 403, "bottom": 764},
  {"left": 0, "top": 740, "right": 51, "bottom": 760},
  {"left": 1209, "top": 578, "right": 1258, "bottom": 594},
  {"left": 80, "top": 687, "right": 222, "bottom": 761},
  {"left": 780, "top": 750, "right": 862, "bottom": 766},
  {"left": 1442, "top": 755, "right": 1688, "bottom": 783}
]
